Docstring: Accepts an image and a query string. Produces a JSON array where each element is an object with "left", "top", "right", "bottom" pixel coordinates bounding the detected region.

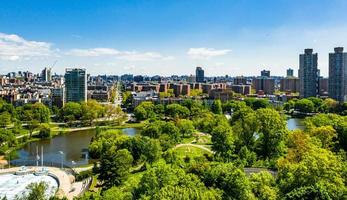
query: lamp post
[{"left": 58, "top": 151, "right": 64, "bottom": 169}]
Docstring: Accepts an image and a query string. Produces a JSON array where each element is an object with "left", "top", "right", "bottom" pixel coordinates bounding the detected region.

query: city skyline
[{"left": 1, "top": 0, "right": 347, "bottom": 76}]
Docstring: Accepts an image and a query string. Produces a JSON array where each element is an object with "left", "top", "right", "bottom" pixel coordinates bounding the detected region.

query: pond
[
  {"left": 12, "top": 128, "right": 140, "bottom": 167},
  {"left": 286, "top": 118, "right": 305, "bottom": 131}
]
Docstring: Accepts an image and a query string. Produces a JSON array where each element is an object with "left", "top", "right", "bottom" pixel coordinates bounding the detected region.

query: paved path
[{"left": 174, "top": 143, "right": 214, "bottom": 154}]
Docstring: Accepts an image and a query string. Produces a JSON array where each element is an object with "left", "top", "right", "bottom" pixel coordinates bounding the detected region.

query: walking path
[{"left": 174, "top": 143, "right": 214, "bottom": 154}]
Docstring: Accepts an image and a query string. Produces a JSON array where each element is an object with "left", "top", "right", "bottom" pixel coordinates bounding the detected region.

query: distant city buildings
[
  {"left": 280, "top": 77, "right": 300, "bottom": 93},
  {"left": 261, "top": 70, "right": 271, "bottom": 78},
  {"left": 253, "top": 77, "right": 275, "bottom": 95},
  {"left": 41, "top": 67, "right": 52, "bottom": 82},
  {"left": 299, "top": 49, "right": 319, "bottom": 98},
  {"left": 329, "top": 47, "right": 347, "bottom": 102},
  {"left": 64, "top": 68, "right": 87, "bottom": 103},
  {"left": 195, "top": 67, "right": 205, "bottom": 83},
  {"left": 286, "top": 68, "right": 294, "bottom": 77}
]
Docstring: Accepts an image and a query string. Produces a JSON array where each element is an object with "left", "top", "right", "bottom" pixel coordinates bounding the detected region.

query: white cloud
[
  {"left": 66, "top": 47, "right": 173, "bottom": 61},
  {"left": 0, "top": 32, "right": 54, "bottom": 61},
  {"left": 187, "top": 47, "right": 231, "bottom": 59}
]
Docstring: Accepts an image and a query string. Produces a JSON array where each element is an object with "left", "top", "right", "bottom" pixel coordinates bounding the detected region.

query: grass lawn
[
  {"left": 174, "top": 145, "right": 212, "bottom": 158},
  {"left": 193, "top": 135, "right": 211, "bottom": 145},
  {"left": 182, "top": 137, "right": 195, "bottom": 144}
]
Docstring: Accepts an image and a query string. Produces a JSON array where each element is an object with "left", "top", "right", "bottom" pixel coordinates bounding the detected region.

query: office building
[
  {"left": 299, "top": 49, "right": 319, "bottom": 98},
  {"left": 287, "top": 68, "right": 294, "bottom": 77},
  {"left": 261, "top": 70, "right": 270, "bottom": 78},
  {"left": 64, "top": 68, "right": 87, "bottom": 102},
  {"left": 195, "top": 67, "right": 204, "bottom": 83},
  {"left": 329, "top": 47, "right": 347, "bottom": 102},
  {"left": 41, "top": 67, "right": 52, "bottom": 82}
]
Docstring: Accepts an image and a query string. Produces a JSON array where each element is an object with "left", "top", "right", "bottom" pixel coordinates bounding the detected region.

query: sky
[{"left": 0, "top": 0, "right": 347, "bottom": 77}]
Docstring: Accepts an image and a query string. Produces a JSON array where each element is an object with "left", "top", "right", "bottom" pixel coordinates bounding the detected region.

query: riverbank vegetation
[
  {"left": 0, "top": 98, "right": 128, "bottom": 157},
  {"left": 76, "top": 98, "right": 347, "bottom": 200}
]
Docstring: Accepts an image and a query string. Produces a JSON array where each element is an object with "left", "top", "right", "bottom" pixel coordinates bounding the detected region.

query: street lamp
[{"left": 58, "top": 151, "right": 64, "bottom": 169}]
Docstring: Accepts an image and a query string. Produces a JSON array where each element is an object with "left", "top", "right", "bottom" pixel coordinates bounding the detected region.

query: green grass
[
  {"left": 182, "top": 137, "right": 195, "bottom": 144},
  {"left": 174, "top": 146, "right": 212, "bottom": 158},
  {"left": 193, "top": 135, "right": 211, "bottom": 145}
]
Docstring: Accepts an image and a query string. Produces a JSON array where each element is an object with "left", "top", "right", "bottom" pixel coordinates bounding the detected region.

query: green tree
[
  {"left": 277, "top": 146, "right": 347, "bottom": 199},
  {"left": 211, "top": 100, "right": 223, "bottom": 114},
  {"left": 15, "top": 182, "right": 48, "bottom": 200},
  {"left": 233, "top": 110, "right": 259, "bottom": 150},
  {"left": 177, "top": 119, "right": 195, "bottom": 138},
  {"left": 250, "top": 171, "right": 278, "bottom": 200},
  {"left": 134, "top": 162, "right": 222, "bottom": 200},
  {"left": 61, "top": 102, "right": 82, "bottom": 122},
  {"left": 99, "top": 148, "right": 133, "bottom": 189},
  {"left": 32, "top": 103, "right": 51, "bottom": 123},
  {"left": 134, "top": 101, "right": 155, "bottom": 120},
  {"left": 309, "top": 126, "right": 337, "bottom": 149},
  {"left": 202, "top": 163, "right": 255, "bottom": 200},
  {"left": 0, "top": 111, "right": 11, "bottom": 127},
  {"left": 102, "top": 187, "right": 132, "bottom": 200},
  {"left": 38, "top": 123, "right": 51, "bottom": 138},
  {"left": 28, "top": 119, "right": 40, "bottom": 138},
  {"left": 211, "top": 125, "right": 235, "bottom": 161},
  {"left": 295, "top": 99, "right": 315, "bottom": 113},
  {"left": 256, "top": 108, "right": 287, "bottom": 159},
  {"left": 165, "top": 104, "right": 190, "bottom": 119}
]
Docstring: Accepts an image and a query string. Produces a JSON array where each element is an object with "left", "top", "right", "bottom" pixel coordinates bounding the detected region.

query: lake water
[
  {"left": 13, "top": 128, "right": 140, "bottom": 167},
  {"left": 286, "top": 118, "right": 305, "bottom": 131},
  {"left": 13, "top": 118, "right": 303, "bottom": 167}
]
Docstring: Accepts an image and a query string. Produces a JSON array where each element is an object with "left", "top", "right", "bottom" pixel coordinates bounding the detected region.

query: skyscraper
[
  {"left": 329, "top": 47, "right": 347, "bottom": 102},
  {"left": 195, "top": 67, "right": 204, "bottom": 83},
  {"left": 299, "top": 49, "right": 319, "bottom": 98},
  {"left": 64, "top": 68, "right": 87, "bottom": 102},
  {"left": 41, "top": 67, "right": 52, "bottom": 82},
  {"left": 261, "top": 70, "right": 270, "bottom": 77},
  {"left": 286, "top": 68, "right": 294, "bottom": 77}
]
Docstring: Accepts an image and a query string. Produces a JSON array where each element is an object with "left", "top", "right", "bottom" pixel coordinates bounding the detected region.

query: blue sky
[{"left": 0, "top": 0, "right": 347, "bottom": 76}]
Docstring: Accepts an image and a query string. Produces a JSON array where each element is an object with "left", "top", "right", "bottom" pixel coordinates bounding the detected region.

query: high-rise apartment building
[
  {"left": 253, "top": 77, "right": 275, "bottom": 95},
  {"left": 286, "top": 68, "right": 294, "bottom": 77},
  {"left": 329, "top": 47, "right": 347, "bottom": 102},
  {"left": 261, "top": 70, "right": 270, "bottom": 78},
  {"left": 195, "top": 67, "right": 204, "bottom": 83},
  {"left": 64, "top": 68, "right": 87, "bottom": 102},
  {"left": 41, "top": 67, "right": 52, "bottom": 82},
  {"left": 299, "top": 49, "right": 319, "bottom": 98}
]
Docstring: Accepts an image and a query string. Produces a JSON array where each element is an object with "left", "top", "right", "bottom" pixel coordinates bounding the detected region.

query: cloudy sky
[{"left": 1, "top": 0, "right": 347, "bottom": 77}]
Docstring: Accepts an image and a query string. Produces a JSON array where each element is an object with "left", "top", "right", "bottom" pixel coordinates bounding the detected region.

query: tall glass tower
[
  {"left": 195, "top": 66, "right": 205, "bottom": 83},
  {"left": 299, "top": 49, "right": 319, "bottom": 98},
  {"left": 329, "top": 47, "right": 347, "bottom": 102},
  {"left": 64, "top": 68, "right": 87, "bottom": 102}
]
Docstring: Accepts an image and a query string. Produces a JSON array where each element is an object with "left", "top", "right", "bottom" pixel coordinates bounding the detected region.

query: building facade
[
  {"left": 286, "top": 68, "right": 294, "bottom": 77},
  {"left": 299, "top": 49, "right": 319, "bottom": 98},
  {"left": 280, "top": 77, "right": 300, "bottom": 93},
  {"left": 64, "top": 68, "right": 87, "bottom": 102},
  {"left": 195, "top": 67, "right": 205, "bottom": 83},
  {"left": 261, "top": 70, "right": 270, "bottom": 78},
  {"left": 329, "top": 47, "right": 347, "bottom": 102},
  {"left": 253, "top": 77, "right": 275, "bottom": 95}
]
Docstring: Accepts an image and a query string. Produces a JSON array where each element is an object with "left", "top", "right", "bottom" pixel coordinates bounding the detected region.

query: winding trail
[{"left": 173, "top": 143, "right": 214, "bottom": 154}]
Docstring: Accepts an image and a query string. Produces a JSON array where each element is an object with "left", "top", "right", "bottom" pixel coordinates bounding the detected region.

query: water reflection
[{"left": 14, "top": 128, "right": 139, "bottom": 167}]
